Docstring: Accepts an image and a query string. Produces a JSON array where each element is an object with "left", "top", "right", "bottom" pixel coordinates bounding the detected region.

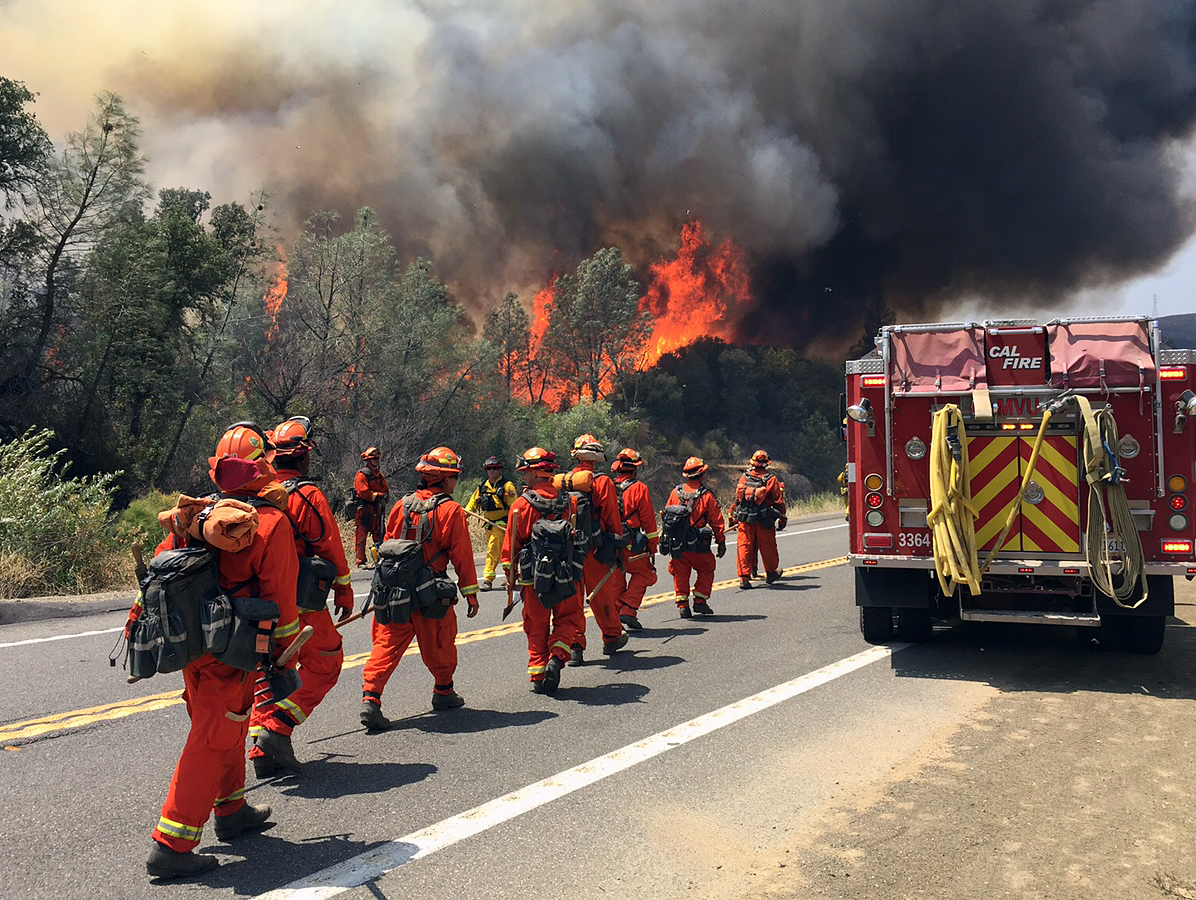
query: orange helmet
[
  {"left": 572, "top": 433, "right": 605, "bottom": 461},
  {"left": 517, "top": 446, "right": 559, "bottom": 472},
  {"left": 750, "top": 449, "right": 770, "bottom": 468},
  {"left": 215, "top": 422, "right": 271, "bottom": 462},
  {"left": 361, "top": 446, "right": 381, "bottom": 461},
  {"left": 682, "top": 456, "right": 708, "bottom": 477},
  {"left": 273, "top": 416, "right": 314, "bottom": 454},
  {"left": 415, "top": 446, "right": 462, "bottom": 480},
  {"left": 613, "top": 447, "right": 643, "bottom": 472}
]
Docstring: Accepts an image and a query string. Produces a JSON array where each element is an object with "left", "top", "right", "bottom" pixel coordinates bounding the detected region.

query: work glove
[
  {"left": 254, "top": 663, "right": 302, "bottom": 711},
  {"left": 716, "top": 541, "right": 726, "bottom": 558},
  {"left": 333, "top": 583, "right": 355, "bottom": 621},
  {"left": 466, "top": 596, "right": 480, "bottom": 618},
  {"left": 777, "top": 517, "right": 788, "bottom": 531}
]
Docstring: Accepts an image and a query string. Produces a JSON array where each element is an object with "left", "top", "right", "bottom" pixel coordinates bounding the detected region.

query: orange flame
[
  {"left": 640, "top": 220, "right": 752, "bottom": 365},
  {"left": 263, "top": 247, "right": 288, "bottom": 341}
]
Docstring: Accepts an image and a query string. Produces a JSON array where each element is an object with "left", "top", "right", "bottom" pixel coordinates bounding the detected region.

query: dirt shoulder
[{"left": 751, "top": 581, "right": 1196, "bottom": 900}]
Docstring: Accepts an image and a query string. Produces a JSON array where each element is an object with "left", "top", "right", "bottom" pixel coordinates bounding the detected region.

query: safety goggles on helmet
[
  {"left": 273, "top": 416, "right": 316, "bottom": 453},
  {"left": 517, "top": 447, "right": 558, "bottom": 472},
  {"left": 483, "top": 455, "right": 503, "bottom": 470},
  {"left": 750, "top": 449, "right": 770, "bottom": 467},
  {"left": 615, "top": 448, "right": 643, "bottom": 465},
  {"left": 361, "top": 446, "right": 381, "bottom": 460},
  {"left": 682, "top": 456, "right": 708, "bottom": 477}
]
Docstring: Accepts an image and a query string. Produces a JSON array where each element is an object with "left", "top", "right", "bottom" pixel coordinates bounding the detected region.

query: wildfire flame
[
  {"left": 640, "top": 220, "right": 751, "bottom": 366},
  {"left": 263, "top": 248, "right": 288, "bottom": 341}
]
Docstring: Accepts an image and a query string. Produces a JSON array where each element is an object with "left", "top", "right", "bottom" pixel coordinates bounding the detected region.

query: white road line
[
  {"left": 2, "top": 521, "right": 846, "bottom": 649},
  {"left": 254, "top": 642, "right": 902, "bottom": 900}
]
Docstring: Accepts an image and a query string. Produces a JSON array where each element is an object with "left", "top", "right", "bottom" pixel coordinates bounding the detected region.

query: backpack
[
  {"left": 557, "top": 470, "right": 621, "bottom": 565},
  {"left": 734, "top": 473, "right": 780, "bottom": 526},
  {"left": 368, "top": 493, "right": 456, "bottom": 625},
  {"left": 659, "top": 486, "right": 713, "bottom": 558},
  {"left": 280, "top": 478, "right": 338, "bottom": 612},
  {"left": 519, "top": 489, "right": 584, "bottom": 608},
  {"left": 123, "top": 545, "right": 234, "bottom": 679},
  {"left": 615, "top": 478, "right": 648, "bottom": 554}
]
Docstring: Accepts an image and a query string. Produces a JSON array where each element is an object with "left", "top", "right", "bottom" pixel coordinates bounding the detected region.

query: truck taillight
[
  {"left": 1161, "top": 539, "right": 1193, "bottom": 554},
  {"left": 1170, "top": 494, "right": 1188, "bottom": 511},
  {"left": 861, "top": 376, "right": 886, "bottom": 387},
  {"left": 865, "top": 492, "right": 884, "bottom": 509},
  {"left": 863, "top": 533, "right": 893, "bottom": 549},
  {"left": 1160, "top": 367, "right": 1187, "bottom": 380}
]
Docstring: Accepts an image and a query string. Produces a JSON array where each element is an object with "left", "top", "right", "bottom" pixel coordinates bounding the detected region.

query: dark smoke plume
[{"left": 7, "top": 0, "right": 1196, "bottom": 345}]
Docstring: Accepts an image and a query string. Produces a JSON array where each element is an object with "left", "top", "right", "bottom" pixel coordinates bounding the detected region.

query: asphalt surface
[{"left": 2, "top": 513, "right": 1190, "bottom": 899}]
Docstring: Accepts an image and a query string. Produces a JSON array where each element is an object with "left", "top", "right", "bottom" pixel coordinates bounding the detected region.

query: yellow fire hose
[
  {"left": 1075, "top": 395, "right": 1146, "bottom": 608},
  {"left": 928, "top": 395, "right": 1145, "bottom": 607},
  {"left": 927, "top": 404, "right": 981, "bottom": 597}
]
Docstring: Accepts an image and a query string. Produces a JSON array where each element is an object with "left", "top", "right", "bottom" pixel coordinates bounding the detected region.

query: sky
[{"left": 3, "top": 0, "right": 1196, "bottom": 341}]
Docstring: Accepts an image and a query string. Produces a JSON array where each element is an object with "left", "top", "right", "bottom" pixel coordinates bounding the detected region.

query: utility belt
[{"left": 737, "top": 504, "right": 780, "bottom": 527}]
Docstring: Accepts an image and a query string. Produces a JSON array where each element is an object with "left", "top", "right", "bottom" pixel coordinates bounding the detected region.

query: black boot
[
  {"left": 739, "top": 577, "right": 753, "bottom": 590},
  {"left": 602, "top": 632, "right": 629, "bottom": 655},
  {"left": 146, "top": 842, "right": 218, "bottom": 879},
  {"left": 252, "top": 755, "right": 278, "bottom": 779},
  {"left": 542, "top": 656, "right": 563, "bottom": 693},
  {"left": 360, "top": 702, "right": 391, "bottom": 732},
  {"left": 214, "top": 803, "right": 272, "bottom": 841},
  {"left": 619, "top": 613, "right": 643, "bottom": 631},
  {"left": 256, "top": 729, "right": 302, "bottom": 775},
  {"left": 677, "top": 603, "right": 693, "bottom": 618},
  {"left": 766, "top": 570, "right": 782, "bottom": 584},
  {"left": 693, "top": 600, "right": 714, "bottom": 616},
  {"left": 432, "top": 690, "right": 466, "bottom": 710},
  {"left": 568, "top": 643, "right": 585, "bottom": 666}
]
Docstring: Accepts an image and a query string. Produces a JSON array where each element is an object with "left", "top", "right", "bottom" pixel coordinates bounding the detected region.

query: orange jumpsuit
[
  {"left": 569, "top": 463, "right": 625, "bottom": 646},
  {"left": 501, "top": 483, "right": 585, "bottom": 683},
  {"left": 354, "top": 467, "right": 389, "bottom": 565},
  {"left": 614, "top": 474, "right": 659, "bottom": 616},
  {"left": 249, "top": 470, "right": 352, "bottom": 757},
  {"left": 665, "top": 480, "right": 727, "bottom": 608},
  {"left": 734, "top": 470, "right": 786, "bottom": 578},
  {"left": 152, "top": 499, "right": 300, "bottom": 853},
  {"left": 361, "top": 488, "right": 479, "bottom": 706}
]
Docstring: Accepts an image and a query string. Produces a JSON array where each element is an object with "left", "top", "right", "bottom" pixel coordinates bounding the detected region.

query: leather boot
[
  {"left": 432, "top": 690, "right": 466, "bottom": 710},
  {"left": 619, "top": 613, "right": 642, "bottom": 631},
  {"left": 146, "top": 842, "right": 218, "bottom": 879},
  {"left": 568, "top": 643, "right": 585, "bottom": 666},
  {"left": 542, "top": 656, "right": 563, "bottom": 693},
  {"left": 677, "top": 602, "right": 692, "bottom": 618},
  {"left": 602, "top": 632, "right": 629, "bottom": 655},
  {"left": 256, "top": 729, "right": 302, "bottom": 775},
  {"left": 360, "top": 702, "right": 391, "bottom": 732},
  {"left": 693, "top": 600, "right": 714, "bottom": 616},
  {"left": 214, "top": 803, "right": 272, "bottom": 841}
]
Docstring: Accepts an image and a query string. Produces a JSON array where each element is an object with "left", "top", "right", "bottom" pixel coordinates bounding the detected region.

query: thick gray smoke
[{"left": 5, "top": 0, "right": 1196, "bottom": 344}]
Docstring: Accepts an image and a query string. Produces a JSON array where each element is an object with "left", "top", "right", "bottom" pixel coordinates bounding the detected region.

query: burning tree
[{"left": 541, "top": 247, "right": 651, "bottom": 407}]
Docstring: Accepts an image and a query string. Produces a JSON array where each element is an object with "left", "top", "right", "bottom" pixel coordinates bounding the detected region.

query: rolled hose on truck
[{"left": 927, "top": 396, "right": 1146, "bottom": 607}]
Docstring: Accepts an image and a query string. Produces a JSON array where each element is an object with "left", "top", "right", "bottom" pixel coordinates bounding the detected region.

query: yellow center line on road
[{"left": 0, "top": 557, "right": 847, "bottom": 745}]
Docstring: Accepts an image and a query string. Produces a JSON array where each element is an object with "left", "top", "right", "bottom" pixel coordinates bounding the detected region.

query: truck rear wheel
[
  {"left": 896, "top": 607, "right": 933, "bottom": 642},
  {"left": 860, "top": 606, "right": 894, "bottom": 644},
  {"left": 1119, "top": 615, "right": 1166, "bottom": 654}
]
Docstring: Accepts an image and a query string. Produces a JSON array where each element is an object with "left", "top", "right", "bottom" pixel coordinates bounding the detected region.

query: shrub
[
  {"left": 0, "top": 428, "right": 128, "bottom": 597},
  {"left": 115, "top": 489, "right": 178, "bottom": 566}
]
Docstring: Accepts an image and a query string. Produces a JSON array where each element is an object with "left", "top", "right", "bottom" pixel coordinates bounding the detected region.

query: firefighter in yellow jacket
[{"left": 464, "top": 456, "right": 517, "bottom": 590}]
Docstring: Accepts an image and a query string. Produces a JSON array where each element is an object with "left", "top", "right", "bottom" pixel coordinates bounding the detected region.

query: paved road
[{"left": 1, "top": 513, "right": 1190, "bottom": 899}]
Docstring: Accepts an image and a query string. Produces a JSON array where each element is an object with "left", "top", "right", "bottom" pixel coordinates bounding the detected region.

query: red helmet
[
  {"left": 215, "top": 422, "right": 271, "bottom": 462},
  {"left": 416, "top": 446, "right": 462, "bottom": 480},
  {"left": 613, "top": 448, "right": 643, "bottom": 471},
  {"left": 273, "top": 416, "right": 314, "bottom": 454},
  {"left": 361, "top": 446, "right": 381, "bottom": 461},
  {"left": 517, "top": 446, "right": 559, "bottom": 472},
  {"left": 571, "top": 433, "right": 605, "bottom": 461},
  {"left": 682, "top": 456, "right": 708, "bottom": 477},
  {"left": 750, "top": 449, "right": 770, "bottom": 468}
]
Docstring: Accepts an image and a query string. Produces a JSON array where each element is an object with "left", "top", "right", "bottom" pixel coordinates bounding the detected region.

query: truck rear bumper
[{"left": 849, "top": 554, "right": 1194, "bottom": 577}]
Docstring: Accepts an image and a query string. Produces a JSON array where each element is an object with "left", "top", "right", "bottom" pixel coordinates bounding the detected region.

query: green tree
[
  {"left": 3, "top": 92, "right": 149, "bottom": 398},
  {"left": 544, "top": 247, "right": 651, "bottom": 405},
  {"left": 483, "top": 291, "right": 530, "bottom": 401}
]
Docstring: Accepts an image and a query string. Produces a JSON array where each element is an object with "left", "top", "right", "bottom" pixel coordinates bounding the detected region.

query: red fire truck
[{"left": 844, "top": 317, "right": 1196, "bottom": 653}]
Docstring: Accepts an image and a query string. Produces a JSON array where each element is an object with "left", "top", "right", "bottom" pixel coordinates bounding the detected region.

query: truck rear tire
[
  {"left": 1119, "top": 615, "right": 1166, "bottom": 654},
  {"left": 860, "top": 606, "right": 894, "bottom": 644},
  {"left": 896, "top": 607, "right": 933, "bottom": 642}
]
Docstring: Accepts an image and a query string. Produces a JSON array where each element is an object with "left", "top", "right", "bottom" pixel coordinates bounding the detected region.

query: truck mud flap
[{"left": 855, "top": 566, "right": 932, "bottom": 609}]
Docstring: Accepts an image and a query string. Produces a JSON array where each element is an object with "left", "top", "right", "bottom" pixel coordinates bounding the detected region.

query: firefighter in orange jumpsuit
[
  {"left": 501, "top": 447, "right": 586, "bottom": 694},
  {"left": 664, "top": 456, "right": 727, "bottom": 617},
  {"left": 732, "top": 450, "right": 787, "bottom": 589},
  {"left": 612, "top": 448, "right": 659, "bottom": 631},
  {"left": 360, "top": 446, "right": 479, "bottom": 730},
  {"left": 248, "top": 416, "right": 354, "bottom": 778},
  {"left": 354, "top": 446, "right": 389, "bottom": 567},
  {"left": 147, "top": 423, "right": 301, "bottom": 879},
  {"left": 567, "top": 434, "right": 627, "bottom": 663}
]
